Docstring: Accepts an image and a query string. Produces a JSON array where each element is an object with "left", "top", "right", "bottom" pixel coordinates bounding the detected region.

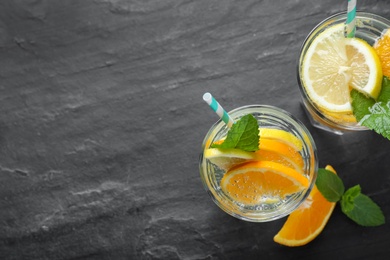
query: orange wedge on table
[
  {"left": 273, "top": 165, "right": 337, "bottom": 247},
  {"left": 220, "top": 161, "right": 309, "bottom": 205}
]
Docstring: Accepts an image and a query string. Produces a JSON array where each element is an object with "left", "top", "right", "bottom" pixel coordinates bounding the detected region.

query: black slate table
[{"left": 1, "top": 0, "right": 390, "bottom": 259}]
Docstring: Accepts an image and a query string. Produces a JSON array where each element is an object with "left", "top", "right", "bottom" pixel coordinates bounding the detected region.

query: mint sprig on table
[
  {"left": 351, "top": 76, "right": 390, "bottom": 140},
  {"left": 211, "top": 114, "right": 259, "bottom": 152},
  {"left": 316, "top": 168, "right": 385, "bottom": 227}
]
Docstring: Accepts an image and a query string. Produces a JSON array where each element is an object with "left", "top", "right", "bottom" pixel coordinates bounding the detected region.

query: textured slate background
[{"left": 1, "top": 0, "right": 390, "bottom": 259}]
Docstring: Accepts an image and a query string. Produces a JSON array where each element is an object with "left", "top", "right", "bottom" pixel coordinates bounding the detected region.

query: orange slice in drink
[
  {"left": 206, "top": 128, "right": 304, "bottom": 173},
  {"left": 258, "top": 138, "right": 304, "bottom": 172},
  {"left": 273, "top": 165, "right": 337, "bottom": 246},
  {"left": 374, "top": 29, "right": 390, "bottom": 77},
  {"left": 254, "top": 149, "right": 303, "bottom": 174},
  {"left": 221, "top": 161, "right": 309, "bottom": 205}
]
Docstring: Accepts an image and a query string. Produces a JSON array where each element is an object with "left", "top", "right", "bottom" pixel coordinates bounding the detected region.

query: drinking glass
[
  {"left": 297, "top": 12, "right": 390, "bottom": 135},
  {"left": 199, "top": 105, "right": 318, "bottom": 222}
]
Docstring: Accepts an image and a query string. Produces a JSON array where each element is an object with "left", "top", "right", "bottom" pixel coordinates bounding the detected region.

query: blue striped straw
[
  {"left": 345, "top": 0, "right": 357, "bottom": 38},
  {"left": 203, "top": 92, "right": 234, "bottom": 127}
]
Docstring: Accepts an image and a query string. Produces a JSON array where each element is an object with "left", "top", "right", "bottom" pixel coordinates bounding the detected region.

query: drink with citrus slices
[
  {"left": 298, "top": 12, "right": 390, "bottom": 134},
  {"left": 199, "top": 105, "right": 317, "bottom": 222}
]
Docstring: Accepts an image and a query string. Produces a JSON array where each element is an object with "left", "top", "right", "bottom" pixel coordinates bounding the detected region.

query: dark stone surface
[{"left": 1, "top": 0, "right": 390, "bottom": 259}]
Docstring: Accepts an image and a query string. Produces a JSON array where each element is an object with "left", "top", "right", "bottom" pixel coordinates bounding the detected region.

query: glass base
[{"left": 301, "top": 102, "right": 344, "bottom": 135}]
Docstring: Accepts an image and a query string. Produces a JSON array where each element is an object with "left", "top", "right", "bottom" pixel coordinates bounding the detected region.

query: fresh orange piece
[
  {"left": 207, "top": 129, "right": 305, "bottom": 173},
  {"left": 254, "top": 149, "right": 303, "bottom": 174},
  {"left": 221, "top": 161, "right": 309, "bottom": 205},
  {"left": 258, "top": 138, "right": 304, "bottom": 171},
  {"left": 374, "top": 29, "right": 390, "bottom": 77},
  {"left": 273, "top": 165, "right": 337, "bottom": 247}
]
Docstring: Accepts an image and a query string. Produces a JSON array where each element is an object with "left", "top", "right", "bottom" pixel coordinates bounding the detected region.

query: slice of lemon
[
  {"left": 273, "top": 165, "right": 337, "bottom": 247},
  {"left": 204, "top": 148, "right": 255, "bottom": 171},
  {"left": 347, "top": 38, "right": 383, "bottom": 99},
  {"left": 321, "top": 110, "right": 357, "bottom": 124},
  {"left": 221, "top": 161, "right": 309, "bottom": 205},
  {"left": 301, "top": 23, "right": 383, "bottom": 113},
  {"left": 260, "top": 128, "right": 303, "bottom": 151}
]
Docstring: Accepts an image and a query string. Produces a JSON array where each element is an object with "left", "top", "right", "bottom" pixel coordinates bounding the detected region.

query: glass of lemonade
[
  {"left": 297, "top": 12, "right": 390, "bottom": 134},
  {"left": 199, "top": 105, "right": 318, "bottom": 222}
]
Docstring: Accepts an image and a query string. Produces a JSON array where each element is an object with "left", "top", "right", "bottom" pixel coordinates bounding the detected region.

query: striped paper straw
[
  {"left": 345, "top": 0, "right": 357, "bottom": 38},
  {"left": 203, "top": 92, "right": 234, "bottom": 127}
]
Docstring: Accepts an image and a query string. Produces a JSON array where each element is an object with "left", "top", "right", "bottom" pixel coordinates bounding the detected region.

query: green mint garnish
[
  {"left": 350, "top": 90, "right": 376, "bottom": 121},
  {"left": 341, "top": 185, "right": 385, "bottom": 227},
  {"left": 316, "top": 168, "right": 385, "bottom": 227},
  {"left": 211, "top": 114, "right": 259, "bottom": 152},
  {"left": 316, "top": 168, "right": 345, "bottom": 202},
  {"left": 378, "top": 76, "right": 390, "bottom": 102},
  {"left": 351, "top": 76, "right": 390, "bottom": 140},
  {"left": 340, "top": 185, "right": 362, "bottom": 213}
]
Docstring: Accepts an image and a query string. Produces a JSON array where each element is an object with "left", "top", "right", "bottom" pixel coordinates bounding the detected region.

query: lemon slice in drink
[
  {"left": 204, "top": 148, "right": 256, "bottom": 171},
  {"left": 347, "top": 38, "right": 383, "bottom": 98},
  {"left": 259, "top": 128, "right": 303, "bottom": 151},
  {"left": 301, "top": 23, "right": 383, "bottom": 113}
]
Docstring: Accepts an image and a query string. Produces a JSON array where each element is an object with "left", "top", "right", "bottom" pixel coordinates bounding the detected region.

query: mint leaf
[
  {"left": 358, "top": 104, "right": 390, "bottom": 140},
  {"left": 316, "top": 168, "right": 345, "bottom": 202},
  {"left": 211, "top": 114, "right": 259, "bottom": 152},
  {"left": 316, "top": 169, "right": 385, "bottom": 227},
  {"left": 341, "top": 185, "right": 385, "bottom": 227},
  {"left": 351, "top": 76, "right": 390, "bottom": 140},
  {"left": 350, "top": 89, "right": 375, "bottom": 121},
  {"left": 378, "top": 76, "right": 390, "bottom": 103},
  {"left": 340, "top": 185, "right": 361, "bottom": 212}
]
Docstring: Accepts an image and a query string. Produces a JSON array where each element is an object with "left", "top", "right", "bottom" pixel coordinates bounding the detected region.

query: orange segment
[
  {"left": 258, "top": 138, "right": 304, "bottom": 171},
  {"left": 221, "top": 161, "right": 309, "bottom": 205},
  {"left": 374, "top": 29, "right": 390, "bottom": 77},
  {"left": 273, "top": 165, "right": 337, "bottom": 247},
  {"left": 254, "top": 149, "right": 303, "bottom": 174},
  {"left": 208, "top": 129, "right": 305, "bottom": 174}
]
